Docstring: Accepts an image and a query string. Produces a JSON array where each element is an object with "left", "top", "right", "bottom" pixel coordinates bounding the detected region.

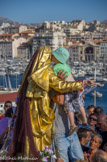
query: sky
[{"left": 0, "top": 0, "right": 107, "bottom": 24}]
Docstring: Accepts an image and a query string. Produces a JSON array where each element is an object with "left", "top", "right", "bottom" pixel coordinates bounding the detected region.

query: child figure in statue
[{"left": 52, "top": 47, "right": 88, "bottom": 135}]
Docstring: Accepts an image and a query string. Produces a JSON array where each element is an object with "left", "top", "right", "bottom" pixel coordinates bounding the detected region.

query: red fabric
[
  {"left": 0, "top": 115, "right": 4, "bottom": 120},
  {"left": 77, "top": 80, "right": 83, "bottom": 83},
  {"left": 77, "top": 80, "right": 84, "bottom": 92}
]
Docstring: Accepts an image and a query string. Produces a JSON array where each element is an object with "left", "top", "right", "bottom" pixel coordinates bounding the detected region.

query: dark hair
[
  {"left": 75, "top": 113, "right": 83, "bottom": 124},
  {"left": 74, "top": 111, "right": 80, "bottom": 116},
  {"left": 5, "top": 107, "right": 13, "bottom": 118},
  {"left": 77, "top": 114, "right": 83, "bottom": 121},
  {"left": 4, "top": 101, "right": 12, "bottom": 107},
  {"left": 86, "top": 105, "right": 95, "bottom": 111},
  {"left": 94, "top": 106, "right": 104, "bottom": 116},
  {"left": 89, "top": 113, "right": 97, "bottom": 118},
  {"left": 77, "top": 128, "right": 90, "bottom": 140}
]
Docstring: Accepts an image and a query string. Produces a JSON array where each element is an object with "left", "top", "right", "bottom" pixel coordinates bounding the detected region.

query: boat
[
  {"left": 91, "top": 91, "right": 102, "bottom": 98},
  {"left": 97, "top": 83, "right": 104, "bottom": 87},
  {"left": 103, "top": 78, "right": 107, "bottom": 82},
  {"left": 96, "top": 77, "right": 104, "bottom": 82},
  {"left": 0, "top": 88, "right": 18, "bottom": 94},
  {"left": 0, "top": 73, "right": 18, "bottom": 94},
  {"left": 0, "top": 72, "right": 6, "bottom": 76}
]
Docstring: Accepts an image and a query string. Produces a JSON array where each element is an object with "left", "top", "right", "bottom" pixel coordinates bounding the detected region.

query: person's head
[
  {"left": 4, "top": 101, "right": 12, "bottom": 113},
  {"left": 91, "top": 150, "right": 107, "bottom": 162},
  {"left": 77, "top": 128, "right": 91, "bottom": 146},
  {"left": 94, "top": 106, "right": 104, "bottom": 117},
  {"left": 75, "top": 114, "right": 83, "bottom": 125},
  {"left": 51, "top": 55, "right": 60, "bottom": 64},
  {"left": 97, "top": 114, "right": 107, "bottom": 131},
  {"left": 52, "top": 47, "right": 70, "bottom": 64},
  {"left": 86, "top": 105, "right": 95, "bottom": 116},
  {"left": 88, "top": 113, "right": 97, "bottom": 127},
  {"left": 89, "top": 134, "right": 103, "bottom": 151},
  {"left": 5, "top": 107, "right": 13, "bottom": 118}
]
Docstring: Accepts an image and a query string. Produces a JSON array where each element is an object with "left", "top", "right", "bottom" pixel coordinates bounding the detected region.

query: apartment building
[
  {"left": 0, "top": 33, "right": 13, "bottom": 40},
  {"left": 32, "top": 31, "right": 66, "bottom": 54},
  {"left": 0, "top": 40, "right": 12, "bottom": 58},
  {"left": 12, "top": 37, "right": 29, "bottom": 58},
  {"left": 100, "top": 40, "right": 107, "bottom": 59},
  {"left": 17, "top": 43, "right": 30, "bottom": 59},
  {"left": 19, "top": 25, "right": 28, "bottom": 33},
  {"left": 0, "top": 34, "right": 29, "bottom": 58},
  {"left": 71, "top": 20, "right": 85, "bottom": 31},
  {"left": 3, "top": 25, "right": 20, "bottom": 34},
  {"left": 97, "top": 40, "right": 107, "bottom": 64}
]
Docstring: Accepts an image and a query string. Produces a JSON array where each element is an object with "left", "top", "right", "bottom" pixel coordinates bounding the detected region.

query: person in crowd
[
  {"left": 0, "top": 107, "right": 13, "bottom": 150},
  {"left": 50, "top": 47, "right": 96, "bottom": 162},
  {"left": 52, "top": 57, "right": 88, "bottom": 135},
  {"left": 51, "top": 97, "right": 84, "bottom": 162},
  {"left": 94, "top": 106, "right": 104, "bottom": 117},
  {"left": 75, "top": 113, "right": 83, "bottom": 126},
  {"left": 0, "top": 101, "right": 12, "bottom": 120},
  {"left": 86, "top": 105, "right": 95, "bottom": 117},
  {"left": 9, "top": 46, "right": 93, "bottom": 160},
  {"left": 77, "top": 128, "right": 91, "bottom": 152},
  {"left": 79, "top": 113, "right": 97, "bottom": 132},
  {"left": 4, "top": 101, "right": 12, "bottom": 113},
  {"left": 88, "top": 113, "right": 97, "bottom": 131},
  {"left": 97, "top": 114, "right": 107, "bottom": 152},
  {"left": 91, "top": 150, "right": 107, "bottom": 162},
  {"left": 84, "top": 134, "right": 103, "bottom": 162}
]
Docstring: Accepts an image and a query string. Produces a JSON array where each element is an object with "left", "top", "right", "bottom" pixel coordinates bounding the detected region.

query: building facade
[
  {"left": 68, "top": 42, "right": 100, "bottom": 63},
  {"left": 0, "top": 40, "right": 12, "bottom": 58},
  {"left": 32, "top": 31, "right": 66, "bottom": 54}
]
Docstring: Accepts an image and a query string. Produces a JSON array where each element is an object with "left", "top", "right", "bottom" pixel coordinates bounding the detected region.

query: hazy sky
[{"left": 0, "top": 0, "right": 107, "bottom": 23}]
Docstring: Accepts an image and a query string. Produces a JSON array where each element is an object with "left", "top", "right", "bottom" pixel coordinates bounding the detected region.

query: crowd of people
[{"left": 0, "top": 46, "right": 107, "bottom": 162}]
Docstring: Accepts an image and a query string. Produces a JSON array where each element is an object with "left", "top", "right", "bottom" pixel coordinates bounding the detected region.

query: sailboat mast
[
  {"left": 16, "top": 74, "right": 17, "bottom": 89},
  {"left": 8, "top": 74, "right": 12, "bottom": 91},
  {"left": 94, "top": 65, "right": 96, "bottom": 106}
]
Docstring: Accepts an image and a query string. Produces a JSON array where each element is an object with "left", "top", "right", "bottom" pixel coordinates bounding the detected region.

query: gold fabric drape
[{"left": 19, "top": 46, "right": 83, "bottom": 152}]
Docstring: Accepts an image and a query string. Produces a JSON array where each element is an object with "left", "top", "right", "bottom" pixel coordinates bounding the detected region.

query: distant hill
[
  {"left": 0, "top": 17, "right": 20, "bottom": 26},
  {"left": 101, "top": 19, "right": 107, "bottom": 24}
]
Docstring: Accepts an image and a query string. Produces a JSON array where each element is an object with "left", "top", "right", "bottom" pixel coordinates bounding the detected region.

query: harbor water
[
  {"left": 0, "top": 74, "right": 107, "bottom": 114},
  {"left": 76, "top": 76, "right": 107, "bottom": 114},
  {"left": 84, "top": 81, "right": 107, "bottom": 114}
]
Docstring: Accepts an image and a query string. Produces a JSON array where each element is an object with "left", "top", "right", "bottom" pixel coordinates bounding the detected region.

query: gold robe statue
[{"left": 18, "top": 46, "right": 83, "bottom": 154}]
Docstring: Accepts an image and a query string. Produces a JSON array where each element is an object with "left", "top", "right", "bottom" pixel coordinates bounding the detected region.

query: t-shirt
[{"left": 52, "top": 102, "right": 70, "bottom": 134}]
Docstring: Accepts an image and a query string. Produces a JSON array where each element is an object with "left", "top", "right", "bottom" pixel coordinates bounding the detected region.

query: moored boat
[{"left": 91, "top": 91, "right": 102, "bottom": 98}]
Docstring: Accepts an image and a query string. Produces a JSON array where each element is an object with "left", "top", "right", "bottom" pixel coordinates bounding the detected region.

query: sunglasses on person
[
  {"left": 5, "top": 105, "right": 11, "bottom": 108},
  {"left": 89, "top": 117, "right": 97, "bottom": 121}
]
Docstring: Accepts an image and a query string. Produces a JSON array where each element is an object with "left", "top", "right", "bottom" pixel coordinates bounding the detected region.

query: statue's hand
[{"left": 57, "top": 70, "right": 67, "bottom": 80}]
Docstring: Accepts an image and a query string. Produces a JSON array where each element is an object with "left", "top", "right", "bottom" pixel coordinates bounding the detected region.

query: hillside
[
  {"left": 0, "top": 17, "right": 20, "bottom": 25},
  {"left": 101, "top": 19, "right": 107, "bottom": 24}
]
